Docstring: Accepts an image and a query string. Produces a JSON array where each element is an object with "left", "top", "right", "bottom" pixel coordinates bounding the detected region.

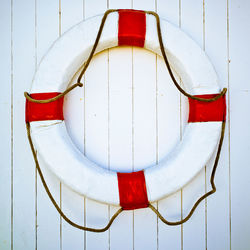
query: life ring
[{"left": 25, "top": 9, "right": 226, "bottom": 211}]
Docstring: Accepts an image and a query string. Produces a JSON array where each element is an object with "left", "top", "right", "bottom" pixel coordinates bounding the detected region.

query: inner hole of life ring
[{"left": 63, "top": 46, "right": 189, "bottom": 173}]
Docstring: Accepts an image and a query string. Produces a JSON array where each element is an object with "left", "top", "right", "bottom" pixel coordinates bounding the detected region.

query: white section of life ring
[{"left": 29, "top": 11, "right": 222, "bottom": 206}]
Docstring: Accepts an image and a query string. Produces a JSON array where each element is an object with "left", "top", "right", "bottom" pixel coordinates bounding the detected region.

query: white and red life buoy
[{"left": 25, "top": 9, "right": 226, "bottom": 210}]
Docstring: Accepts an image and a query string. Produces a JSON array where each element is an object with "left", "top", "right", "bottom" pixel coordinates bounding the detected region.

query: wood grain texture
[
  {"left": 229, "top": 1, "right": 250, "bottom": 249},
  {"left": 12, "top": 0, "right": 36, "bottom": 249},
  {"left": 205, "top": 1, "right": 230, "bottom": 249},
  {"left": 0, "top": 0, "right": 249, "bottom": 249}
]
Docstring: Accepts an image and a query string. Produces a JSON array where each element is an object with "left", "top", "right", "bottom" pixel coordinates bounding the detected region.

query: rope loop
[
  {"left": 149, "top": 121, "right": 225, "bottom": 226},
  {"left": 145, "top": 10, "right": 227, "bottom": 102},
  {"left": 25, "top": 9, "right": 227, "bottom": 231}
]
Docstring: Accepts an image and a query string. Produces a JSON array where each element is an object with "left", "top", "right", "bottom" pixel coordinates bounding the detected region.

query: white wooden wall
[{"left": 1, "top": 0, "right": 250, "bottom": 249}]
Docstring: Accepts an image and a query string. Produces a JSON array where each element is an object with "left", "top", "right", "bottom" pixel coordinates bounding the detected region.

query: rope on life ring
[{"left": 25, "top": 9, "right": 227, "bottom": 232}]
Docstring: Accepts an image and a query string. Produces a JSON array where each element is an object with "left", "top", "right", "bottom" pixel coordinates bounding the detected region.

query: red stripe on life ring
[
  {"left": 117, "top": 171, "right": 149, "bottom": 210},
  {"left": 188, "top": 94, "right": 226, "bottom": 122},
  {"left": 118, "top": 9, "right": 146, "bottom": 47},
  {"left": 25, "top": 92, "right": 64, "bottom": 122}
]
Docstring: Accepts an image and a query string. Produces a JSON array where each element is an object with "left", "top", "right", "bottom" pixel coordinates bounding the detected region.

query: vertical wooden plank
[
  {"left": 157, "top": 1, "right": 182, "bottom": 249},
  {"left": 36, "top": 0, "right": 61, "bottom": 249},
  {"left": 37, "top": 0, "right": 59, "bottom": 62},
  {"left": 181, "top": 0, "right": 206, "bottom": 249},
  {"left": 132, "top": 2, "right": 158, "bottom": 250},
  {"left": 84, "top": 1, "right": 110, "bottom": 249},
  {"left": 60, "top": 1, "right": 85, "bottom": 249},
  {"left": 229, "top": 0, "right": 250, "bottom": 249},
  {"left": 108, "top": 1, "right": 134, "bottom": 250},
  {"left": 12, "top": 0, "right": 36, "bottom": 249},
  {"left": 0, "top": 1, "right": 12, "bottom": 249},
  {"left": 230, "top": 93, "right": 250, "bottom": 250},
  {"left": 205, "top": 1, "right": 231, "bottom": 250}
]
